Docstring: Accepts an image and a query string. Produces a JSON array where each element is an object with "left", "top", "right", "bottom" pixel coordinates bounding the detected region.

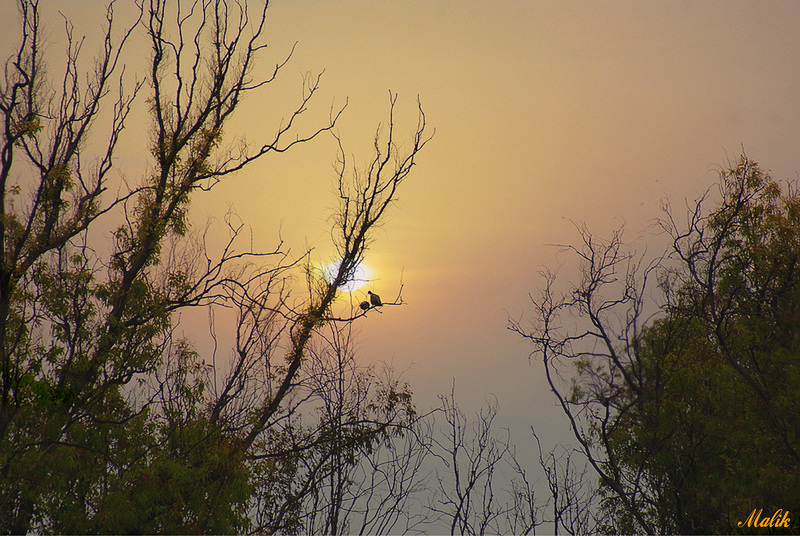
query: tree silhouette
[
  {"left": 0, "top": 1, "right": 430, "bottom": 532},
  {"left": 512, "top": 156, "right": 800, "bottom": 534}
]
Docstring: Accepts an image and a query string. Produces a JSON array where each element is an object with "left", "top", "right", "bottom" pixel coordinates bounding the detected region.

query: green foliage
[
  {"left": 1, "top": 1, "right": 425, "bottom": 533},
  {"left": 602, "top": 158, "right": 800, "bottom": 533},
  {"left": 515, "top": 157, "right": 800, "bottom": 534}
]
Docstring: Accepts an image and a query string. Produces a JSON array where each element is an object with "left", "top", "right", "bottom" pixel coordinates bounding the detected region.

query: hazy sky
[
  {"left": 225, "top": 1, "right": 800, "bottom": 433},
  {"left": 8, "top": 0, "right": 800, "bottom": 457}
]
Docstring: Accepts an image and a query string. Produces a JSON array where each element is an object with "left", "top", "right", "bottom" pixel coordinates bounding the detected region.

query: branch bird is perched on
[{"left": 368, "top": 291, "right": 382, "bottom": 307}]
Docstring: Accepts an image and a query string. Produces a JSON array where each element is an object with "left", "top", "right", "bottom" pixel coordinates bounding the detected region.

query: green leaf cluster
[{"left": 602, "top": 158, "right": 800, "bottom": 534}]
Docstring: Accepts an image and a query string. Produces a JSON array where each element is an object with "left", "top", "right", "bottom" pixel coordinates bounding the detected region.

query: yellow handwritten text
[{"left": 737, "top": 509, "right": 791, "bottom": 529}]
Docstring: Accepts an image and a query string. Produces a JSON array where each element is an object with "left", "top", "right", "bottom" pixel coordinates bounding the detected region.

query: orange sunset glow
[{"left": 3, "top": 1, "right": 800, "bottom": 533}]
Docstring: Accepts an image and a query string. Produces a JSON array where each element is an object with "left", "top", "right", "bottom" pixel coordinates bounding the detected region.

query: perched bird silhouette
[
  {"left": 359, "top": 301, "right": 371, "bottom": 311},
  {"left": 368, "top": 291, "right": 382, "bottom": 307}
]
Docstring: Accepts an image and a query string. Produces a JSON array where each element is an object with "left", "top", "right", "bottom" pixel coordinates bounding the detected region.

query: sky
[
  {"left": 7, "top": 0, "right": 800, "bottom": 495},
  {"left": 217, "top": 0, "right": 800, "bottom": 437}
]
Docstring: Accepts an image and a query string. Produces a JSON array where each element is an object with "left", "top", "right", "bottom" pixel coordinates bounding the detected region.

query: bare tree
[
  {"left": 291, "top": 322, "right": 429, "bottom": 536},
  {"left": 238, "top": 92, "right": 430, "bottom": 452},
  {"left": 533, "top": 430, "right": 600, "bottom": 536},
  {"left": 509, "top": 225, "right": 666, "bottom": 534},
  {"left": 428, "top": 386, "right": 543, "bottom": 536}
]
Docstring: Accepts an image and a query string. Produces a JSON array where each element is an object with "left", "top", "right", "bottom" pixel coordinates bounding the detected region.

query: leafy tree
[
  {"left": 513, "top": 156, "right": 800, "bottom": 534},
  {"left": 0, "top": 0, "right": 430, "bottom": 533}
]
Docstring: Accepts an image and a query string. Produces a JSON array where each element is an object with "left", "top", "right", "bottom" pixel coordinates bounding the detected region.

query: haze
[{"left": 10, "top": 0, "right": 800, "bottom": 478}]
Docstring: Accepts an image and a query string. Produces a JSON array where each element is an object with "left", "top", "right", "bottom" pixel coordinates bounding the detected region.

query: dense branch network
[{"left": 0, "top": 1, "right": 432, "bottom": 533}]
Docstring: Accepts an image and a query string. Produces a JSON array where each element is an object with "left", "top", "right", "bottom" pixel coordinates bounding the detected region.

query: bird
[
  {"left": 359, "top": 301, "right": 370, "bottom": 311},
  {"left": 368, "top": 291, "right": 382, "bottom": 307}
]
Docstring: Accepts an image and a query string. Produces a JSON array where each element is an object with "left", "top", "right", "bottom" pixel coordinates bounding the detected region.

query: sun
[{"left": 323, "top": 260, "right": 369, "bottom": 292}]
